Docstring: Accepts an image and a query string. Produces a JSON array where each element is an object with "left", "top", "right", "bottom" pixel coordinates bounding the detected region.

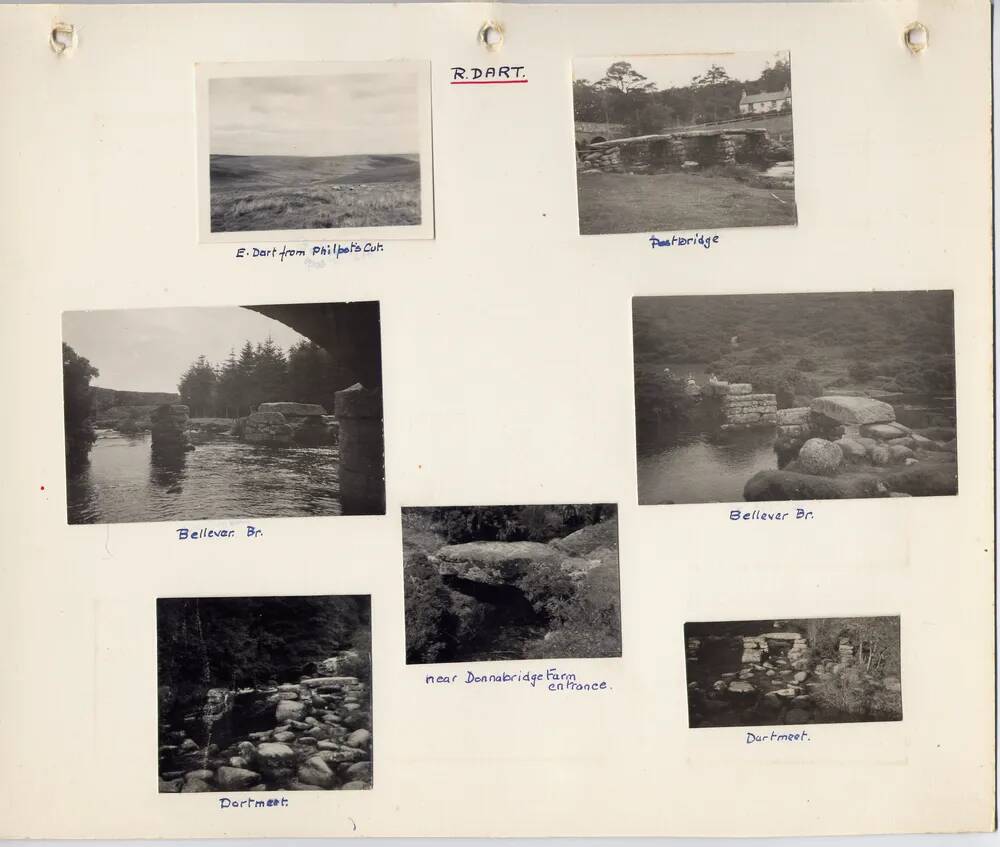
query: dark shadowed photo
[
  {"left": 402, "top": 504, "right": 622, "bottom": 665},
  {"left": 62, "top": 301, "right": 385, "bottom": 524},
  {"left": 633, "top": 291, "right": 957, "bottom": 505},
  {"left": 685, "top": 616, "right": 903, "bottom": 729},
  {"left": 200, "top": 62, "right": 432, "bottom": 239},
  {"left": 157, "top": 594, "right": 373, "bottom": 792},
  {"left": 574, "top": 52, "right": 796, "bottom": 234}
]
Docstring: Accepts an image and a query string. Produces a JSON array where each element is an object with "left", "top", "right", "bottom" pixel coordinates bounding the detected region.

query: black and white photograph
[
  {"left": 685, "top": 616, "right": 903, "bottom": 729},
  {"left": 574, "top": 52, "right": 796, "bottom": 234},
  {"left": 199, "top": 61, "right": 433, "bottom": 241},
  {"left": 633, "top": 291, "right": 957, "bottom": 505},
  {"left": 62, "top": 301, "right": 385, "bottom": 524},
  {"left": 157, "top": 594, "right": 373, "bottom": 792},
  {"left": 402, "top": 504, "right": 622, "bottom": 664}
]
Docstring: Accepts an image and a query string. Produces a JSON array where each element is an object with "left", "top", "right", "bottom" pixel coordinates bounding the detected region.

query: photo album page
[{"left": 0, "top": 0, "right": 994, "bottom": 839}]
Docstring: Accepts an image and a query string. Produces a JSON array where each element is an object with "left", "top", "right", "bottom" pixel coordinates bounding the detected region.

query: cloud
[{"left": 209, "top": 71, "right": 420, "bottom": 157}]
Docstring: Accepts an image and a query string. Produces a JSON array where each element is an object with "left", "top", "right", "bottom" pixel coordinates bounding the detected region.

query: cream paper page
[{"left": 0, "top": 0, "right": 994, "bottom": 838}]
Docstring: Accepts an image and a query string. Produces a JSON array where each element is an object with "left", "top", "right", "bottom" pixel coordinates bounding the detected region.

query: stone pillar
[
  {"left": 150, "top": 404, "right": 191, "bottom": 454},
  {"left": 696, "top": 134, "right": 736, "bottom": 166},
  {"left": 334, "top": 386, "right": 385, "bottom": 515}
]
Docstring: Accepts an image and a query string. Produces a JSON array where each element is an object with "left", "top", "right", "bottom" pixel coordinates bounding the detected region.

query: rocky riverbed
[{"left": 158, "top": 674, "right": 372, "bottom": 793}]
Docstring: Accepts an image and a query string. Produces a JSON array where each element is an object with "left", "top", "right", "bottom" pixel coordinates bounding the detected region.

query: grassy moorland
[
  {"left": 633, "top": 291, "right": 956, "bottom": 417},
  {"left": 210, "top": 153, "right": 421, "bottom": 232},
  {"left": 578, "top": 170, "right": 796, "bottom": 235}
]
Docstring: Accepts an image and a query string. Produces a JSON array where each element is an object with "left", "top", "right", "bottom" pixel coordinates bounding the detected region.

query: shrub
[
  {"left": 403, "top": 553, "right": 453, "bottom": 663},
  {"left": 847, "top": 360, "right": 876, "bottom": 382}
]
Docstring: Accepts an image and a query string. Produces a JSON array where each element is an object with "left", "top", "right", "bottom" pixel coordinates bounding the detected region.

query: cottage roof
[{"left": 739, "top": 87, "right": 791, "bottom": 106}]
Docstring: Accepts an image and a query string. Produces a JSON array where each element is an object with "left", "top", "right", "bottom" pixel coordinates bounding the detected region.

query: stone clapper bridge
[
  {"left": 578, "top": 128, "right": 775, "bottom": 173},
  {"left": 688, "top": 377, "right": 958, "bottom": 500},
  {"left": 150, "top": 302, "right": 385, "bottom": 515}
]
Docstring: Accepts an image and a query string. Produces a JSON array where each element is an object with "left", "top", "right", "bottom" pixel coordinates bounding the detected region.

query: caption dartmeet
[
  {"left": 425, "top": 667, "right": 610, "bottom": 692},
  {"left": 745, "top": 729, "right": 811, "bottom": 744},
  {"left": 234, "top": 243, "right": 385, "bottom": 261},
  {"left": 218, "top": 797, "right": 289, "bottom": 809}
]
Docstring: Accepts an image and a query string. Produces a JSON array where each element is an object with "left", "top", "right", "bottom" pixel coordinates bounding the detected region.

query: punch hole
[
  {"left": 904, "top": 22, "right": 928, "bottom": 54},
  {"left": 50, "top": 22, "right": 77, "bottom": 56},
  {"left": 479, "top": 21, "right": 503, "bottom": 51}
]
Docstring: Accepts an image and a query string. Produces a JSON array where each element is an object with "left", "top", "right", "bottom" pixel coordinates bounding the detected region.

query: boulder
[
  {"left": 860, "top": 422, "right": 910, "bottom": 441},
  {"left": 888, "top": 445, "right": 915, "bottom": 464},
  {"left": 273, "top": 731, "right": 295, "bottom": 743},
  {"left": 432, "top": 541, "right": 562, "bottom": 585},
  {"left": 884, "top": 463, "right": 958, "bottom": 496},
  {"left": 727, "top": 680, "right": 755, "bottom": 694},
  {"left": 793, "top": 671, "right": 808, "bottom": 683},
  {"left": 159, "top": 778, "right": 183, "bottom": 793},
  {"left": 181, "top": 777, "right": 213, "bottom": 793},
  {"left": 341, "top": 780, "right": 370, "bottom": 790},
  {"left": 549, "top": 518, "right": 618, "bottom": 556},
  {"left": 346, "top": 729, "right": 371, "bottom": 749},
  {"left": 810, "top": 396, "right": 895, "bottom": 426},
  {"left": 298, "top": 756, "right": 337, "bottom": 789},
  {"left": 257, "top": 402, "right": 326, "bottom": 417},
  {"left": 797, "top": 438, "right": 843, "bottom": 476},
  {"left": 276, "top": 700, "right": 308, "bottom": 722},
  {"left": 745, "top": 470, "right": 887, "bottom": 501},
  {"left": 255, "top": 742, "right": 297, "bottom": 774},
  {"left": 345, "top": 761, "right": 373, "bottom": 782},
  {"left": 728, "top": 383, "right": 753, "bottom": 396},
  {"left": 244, "top": 411, "right": 294, "bottom": 446},
  {"left": 215, "top": 766, "right": 261, "bottom": 790},
  {"left": 836, "top": 437, "right": 868, "bottom": 463},
  {"left": 870, "top": 445, "right": 891, "bottom": 466}
]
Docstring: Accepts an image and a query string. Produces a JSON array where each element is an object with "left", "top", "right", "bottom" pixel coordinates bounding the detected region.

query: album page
[{"left": 0, "top": 0, "right": 994, "bottom": 839}]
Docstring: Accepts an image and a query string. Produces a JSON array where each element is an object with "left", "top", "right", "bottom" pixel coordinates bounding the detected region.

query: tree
[
  {"left": 215, "top": 348, "right": 240, "bottom": 418},
  {"left": 287, "top": 341, "right": 333, "bottom": 410},
  {"left": 757, "top": 56, "right": 791, "bottom": 93},
  {"left": 177, "top": 355, "right": 218, "bottom": 418},
  {"left": 691, "top": 64, "right": 732, "bottom": 88},
  {"left": 629, "top": 102, "right": 673, "bottom": 136},
  {"left": 252, "top": 337, "right": 287, "bottom": 405},
  {"left": 63, "top": 342, "right": 99, "bottom": 476},
  {"left": 235, "top": 341, "right": 258, "bottom": 415},
  {"left": 596, "top": 61, "right": 657, "bottom": 95}
]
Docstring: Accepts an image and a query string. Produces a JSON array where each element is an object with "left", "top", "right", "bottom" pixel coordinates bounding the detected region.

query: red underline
[{"left": 450, "top": 79, "right": 529, "bottom": 85}]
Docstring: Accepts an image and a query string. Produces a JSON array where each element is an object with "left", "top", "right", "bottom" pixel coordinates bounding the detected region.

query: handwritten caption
[
  {"left": 450, "top": 66, "right": 528, "bottom": 84},
  {"left": 176, "top": 526, "right": 264, "bottom": 540},
  {"left": 649, "top": 233, "right": 720, "bottom": 250},
  {"left": 730, "top": 507, "right": 814, "bottom": 521},
  {"left": 746, "top": 729, "right": 811, "bottom": 744},
  {"left": 235, "top": 243, "right": 385, "bottom": 262},
  {"left": 218, "top": 797, "right": 288, "bottom": 809},
  {"left": 426, "top": 667, "right": 610, "bottom": 693}
]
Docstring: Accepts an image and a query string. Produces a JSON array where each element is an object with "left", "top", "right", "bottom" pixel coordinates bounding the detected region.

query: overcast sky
[
  {"left": 63, "top": 307, "right": 308, "bottom": 393},
  {"left": 210, "top": 72, "right": 419, "bottom": 157},
  {"left": 574, "top": 51, "right": 790, "bottom": 91}
]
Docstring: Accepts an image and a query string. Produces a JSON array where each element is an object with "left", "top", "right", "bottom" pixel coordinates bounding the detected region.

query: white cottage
[{"left": 738, "top": 85, "right": 792, "bottom": 115}]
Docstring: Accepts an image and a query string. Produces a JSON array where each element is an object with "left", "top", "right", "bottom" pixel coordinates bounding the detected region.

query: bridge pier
[{"left": 334, "top": 385, "right": 385, "bottom": 515}]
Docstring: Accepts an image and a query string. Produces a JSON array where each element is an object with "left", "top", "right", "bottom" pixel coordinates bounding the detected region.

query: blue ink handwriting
[
  {"left": 730, "top": 508, "right": 815, "bottom": 521},
  {"left": 218, "top": 797, "right": 289, "bottom": 809},
  {"left": 426, "top": 667, "right": 610, "bottom": 693},
  {"left": 234, "top": 242, "right": 384, "bottom": 262},
  {"left": 649, "top": 233, "right": 720, "bottom": 250},
  {"left": 746, "top": 729, "right": 811, "bottom": 744},
  {"left": 176, "top": 526, "right": 264, "bottom": 540}
]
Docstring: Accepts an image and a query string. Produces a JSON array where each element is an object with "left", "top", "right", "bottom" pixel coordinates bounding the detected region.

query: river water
[
  {"left": 68, "top": 431, "right": 342, "bottom": 524},
  {"left": 637, "top": 378, "right": 957, "bottom": 505}
]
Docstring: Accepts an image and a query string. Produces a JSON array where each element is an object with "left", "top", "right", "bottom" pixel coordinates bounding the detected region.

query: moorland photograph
[
  {"left": 574, "top": 51, "right": 796, "bottom": 234},
  {"left": 633, "top": 291, "right": 957, "bottom": 505},
  {"left": 200, "top": 62, "right": 432, "bottom": 240}
]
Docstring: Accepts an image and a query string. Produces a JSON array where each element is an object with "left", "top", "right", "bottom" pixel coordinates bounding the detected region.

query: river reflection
[
  {"left": 68, "top": 431, "right": 342, "bottom": 524},
  {"left": 637, "top": 393, "right": 957, "bottom": 506}
]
